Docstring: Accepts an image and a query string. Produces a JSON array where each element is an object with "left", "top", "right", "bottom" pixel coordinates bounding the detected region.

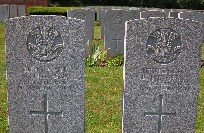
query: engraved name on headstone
[
  {"left": 123, "top": 18, "right": 203, "bottom": 132},
  {"left": 6, "top": 15, "right": 86, "bottom": 133}
]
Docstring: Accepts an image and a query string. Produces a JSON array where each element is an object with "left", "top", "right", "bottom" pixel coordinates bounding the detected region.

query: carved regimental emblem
[
  {"left": 111, "top": 12, "right": 124, "bottom": 31},
  {"left": 146, "top": 28, "right": 182, "bottom": 64},
  {"left": 27, "top": 26, "right": 64, "bottom": 62}
]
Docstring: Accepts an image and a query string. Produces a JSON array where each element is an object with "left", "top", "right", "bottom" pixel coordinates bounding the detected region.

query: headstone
[
  {"left": 68, "top": 9, "right": 95, "bottom": 55},
  {"left": 179, "top": 11, "right": 204, "bottom": 22},
  {"left": 99, "top": 7, "right": 110, "bottom": 39},
  {"left": 129, "top": 9, "right": 140, "bottom": 20},
  {"left": 163, "top": 9, "right": 179, "bottom": 18},
  {"left": 141, "top": 10, "right": 168, "bottom": 19},
  {"left": 6, "top": 15, "right": 86, "bottom": 132},
  {"left": 86, "top": 6, "right": 97, "bottom": 21},
  {"left": 104, "top": 9, "right": 132, "bottom": 57},
  {"left": 123, "top": 18, "right": 203, "bottom": 132},
  {"left": 129, "top": 7, "right": 139, "bottom": 10},
  {"left": 9, "top": 4, "right": 18, "bottom": 18},
  {"left": 18, "top": 5, "right": 26, "bottom": 17},
  {"left": 0, "top": 5, "right": 9, "bottom": 22},
  {"left": 179, "top": 11, "right": 204, "bottom": 41},
  {"left": 97, "top": 6, "right": 104, "bottom": 21}
]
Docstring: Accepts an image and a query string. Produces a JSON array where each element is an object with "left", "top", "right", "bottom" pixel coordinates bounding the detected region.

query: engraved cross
[
  {"left": 30, "top": 94, "right": 62, "bottom": 133},
  {"left": 144, "top": 94, "right": 176, "bottom": 133},
  {"left": 112, "top": 34, "right": 122, "bottom": 50}
]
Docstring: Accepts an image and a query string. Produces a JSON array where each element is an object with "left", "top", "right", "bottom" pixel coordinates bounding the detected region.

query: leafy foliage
[
  {"left": 86, "top": 43, "right": 108, "bottom": 67},
  {"left": 86, "top": 42, "right": 124, "bottom": 67},
  {"left": 28, "top": 6, "right": 80, "bottom": 16},
  {"left": 48, "top": 0, "right": 204, "bottom": 9},
  {"left": 107, "top": 55, "right": 124, "bottom": 67}
]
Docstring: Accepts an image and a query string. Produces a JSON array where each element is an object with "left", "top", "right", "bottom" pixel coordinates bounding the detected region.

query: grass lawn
[{"left": 0, "top": 22, "right": 204, "bottom": 133}]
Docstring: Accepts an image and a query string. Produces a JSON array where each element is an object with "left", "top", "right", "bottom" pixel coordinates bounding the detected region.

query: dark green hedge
[
  {"left": 49, "top": 0, "right": 204, "bottom": 10},
  {"left": 28, "top": 7, "right": 81, "bottom": 16}
]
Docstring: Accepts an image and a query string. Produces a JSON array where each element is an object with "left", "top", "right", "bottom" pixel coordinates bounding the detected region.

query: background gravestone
[
  {"left": 128, "top": 9, "right": 140, "bottom": 20},
  {"left": 18, "top": 5, "right": 26, "bottom": 17},
  {"left": 0, "top": 5, "right": 9, "bottom": 22},
  {"left": 99, "top": 7, "right": 110, "bottom": 39},
  {"left": 123, "top": 18, "right": 203, "bottom": 132},
  {"left": 9, "top": 4, "right": 17, "bottom": 18},
  {"left": 179, "top": 11, "right": 204, "bottom": 22},
  {"left": 104, "top": 9, "right": 135, "bottom": 57},
  {"left": 141, "top": 10, "right": 168, "bottom": 18},
  {"left": 6, "top": 15, "right": 86, "bottom": 133},
  {"left": 68, "top": 9, "right": 95, "bottom": 56},
  {"left": 163, "top": 9, "right": 179, "bottom": 18}
]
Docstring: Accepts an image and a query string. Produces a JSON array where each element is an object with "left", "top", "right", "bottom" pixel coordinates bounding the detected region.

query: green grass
[
  {"left": 86, "top": 67, "right": 123, "bottom": 133},
  {"left": 0, "top": 23, "right": 204, "bottom": 133},
  {"left": 94, "top": 24, "right": 101, "bottom": 40},
  {"left": 0, "top": 23, "right": 8, "bottom": 132}
]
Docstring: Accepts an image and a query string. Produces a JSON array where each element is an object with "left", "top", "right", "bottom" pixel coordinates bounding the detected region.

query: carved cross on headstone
[
  {"left": 30, "top": 94, "right": 62, "bottom": 133},
  {"left": 112, "top": 34, "right": 122, "bottom": 50},
  {"left": 144, "top": 94, "right": 176, "bottom": 133}
]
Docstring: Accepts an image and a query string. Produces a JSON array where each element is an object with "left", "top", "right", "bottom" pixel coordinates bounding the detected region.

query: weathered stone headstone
[
  {"left": 163, "top": 9, "right": 179, "bottom": 18},
  {"left": 6, "top": 15, "right": 86, "bottom": 132},
  {"left": 104, "top": 9, "right": 136, "bottom": 57},
  {"left": 123, "top": 18, "right": 203, "bottom": 132},
  {"left": 18, "top": 5, "right": 26, "bottom": 17},
  {"left": 180, "top": 11, "right": 204, "bottom": 41},
  {"left": 86, "top": 6, "right": 97, "bottom": 21},
  {"left": 179, "top": 11, "right": 204, "bottom": 22},
  {"left": 129, "top": 9, "right": 140, "bottom": 20},
  {"left": 9, "top": 4, "right": 18, "bottom": 18},
  {"left": 141, "top": 10, "right": 168, "bottom": 18},
  {"left": 0, "top": 5, "right": 9, "bottom": 22},
  {"left": 99, "top": 7, "right": 110, "bottom": 39},
  {"left": 68, "top": 9, "right": 95, "bottom": 55}
]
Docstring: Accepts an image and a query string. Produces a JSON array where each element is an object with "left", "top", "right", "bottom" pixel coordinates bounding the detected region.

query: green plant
[
  {"left": 94, "top": 21, "right": 101, "bottom": 26},
  {"left": 86, "top": 43, "right": 108, "bottom": 67},
  {"left": 107, "top": 55, "right": 124, "bottom": 67},
  {"left": 28, "top": 6, "right": 80, "bottom": 16}
]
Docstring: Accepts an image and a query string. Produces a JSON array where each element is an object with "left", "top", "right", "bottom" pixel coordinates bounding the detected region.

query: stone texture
[
  {"left": 17, "top": 5, "right": 26, "bottom": 17},
  {"left": 179, "top": 11, "right": 204, "bottom": 22},
  {"left": 99, "top": 7, "right": 110, "bottom": 39},
  {"left": 9, "top": 4, "right": 18, "bottom": 18},
  {"left": 123, "top": 18, "right": 203, "bottom": 133},
  {"left": 0, "top": 5, "right": 9, "bottom": 22},
  {"left": 179, "top": 11, "right": 204, "bottom": 40},
  {"left": 104, "top": 9, "right": 139, "bottom": 57},
  {"left": 141, "top": 10, "right": 168, "bottom": 18},
  {"left": 163, "top": 9, "right": 179, "bottom": 18},
  {"left": 68, "top": 9, "right": 95, "bottom": 55},
  {"left": 6, "top": 15, "right": 86, "bottom": 133},
  {"left": 128, "top": 9, "right": 140, "bottom": 20}
]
